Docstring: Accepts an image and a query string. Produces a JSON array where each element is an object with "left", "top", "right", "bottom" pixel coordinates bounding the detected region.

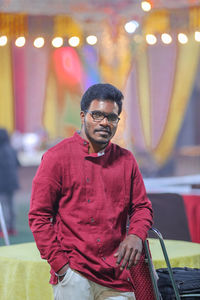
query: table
[
  {"left": 149, "top": 239, "right": 200, "bottom": 269},
  {"left": 0, "top": 240, "right": 199, "bottom": 300}
]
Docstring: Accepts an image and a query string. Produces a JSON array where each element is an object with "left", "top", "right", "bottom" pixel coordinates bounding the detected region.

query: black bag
[{"left": 157, "top": 267, "right": 200, "bottom": 300}]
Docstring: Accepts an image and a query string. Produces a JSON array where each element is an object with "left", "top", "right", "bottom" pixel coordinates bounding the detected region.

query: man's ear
[{"left": 80, "top": 111, "right": 85, "bottom": 125}]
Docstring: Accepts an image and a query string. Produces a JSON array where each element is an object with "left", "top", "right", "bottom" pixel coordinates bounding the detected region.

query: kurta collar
[{"left": 73, "top": 131, "right": 111, "bottom": 157}]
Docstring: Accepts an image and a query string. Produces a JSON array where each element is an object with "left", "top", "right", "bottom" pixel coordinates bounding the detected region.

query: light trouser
[{"left": 53, "top": 267, "right": 136, "bottom": 300}]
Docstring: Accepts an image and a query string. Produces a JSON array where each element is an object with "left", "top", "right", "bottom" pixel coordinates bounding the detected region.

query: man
[{"left": 29, "top": 83, "right": 153, "bottom": 300}]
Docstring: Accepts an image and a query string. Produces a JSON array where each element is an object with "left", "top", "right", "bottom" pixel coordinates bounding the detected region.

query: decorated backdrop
[{"left": 0, "top": 7, "right": 200, "bottom": 169}]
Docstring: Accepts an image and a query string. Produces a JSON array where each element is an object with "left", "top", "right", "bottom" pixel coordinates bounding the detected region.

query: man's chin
[
  {"left": 93, "top": 138, "right": 109, "bottom": 145},
  {"left": 85, "top": 130, "right": 111, "bottom": 145}
]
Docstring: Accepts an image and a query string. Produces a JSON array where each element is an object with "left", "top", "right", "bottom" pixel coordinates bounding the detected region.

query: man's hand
[{"left": 114, "top": 234, "right": 142, "bottom": 270}]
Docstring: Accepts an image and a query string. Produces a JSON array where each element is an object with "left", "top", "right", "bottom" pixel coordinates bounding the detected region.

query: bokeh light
[
  {"left": 124, "top": 21, "right": 139, "bottom": 34},
  {"left": 178, "top": 33, "right": 188, "bottom": 44},
  {"left": 195, "top": 31, "right": 200, "bottom": 42},
  {"left": 15, "top": 36, "right": 26, "bottom": 47},
  {"left": 161, "top": 33, "right": 172, "bottom": 44},
  {"left": 0, "top": 35, "right": 8, "bottom": 46},
  {"left": 86, "top": 35, "right": 97, "bottom": 45},
  {"left": 141, "top": 1, "right": 152, "bottom": 12},
  {"left": 146, "top": 34, "right": 157, "bottom": 45},
  {"left": 52, "top": 37, "right": 64, "bottom": 48},
  {"left": 68, "top": 36, "right": 80, "bottom": 47},
  {"left": 33, "top": 37, "right": 45, "bottom": 48}
]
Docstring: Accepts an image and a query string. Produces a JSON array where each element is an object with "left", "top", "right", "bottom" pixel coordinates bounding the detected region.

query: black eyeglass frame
[{"left": 86, "top": 110, "right": 120, "bottom": 124}]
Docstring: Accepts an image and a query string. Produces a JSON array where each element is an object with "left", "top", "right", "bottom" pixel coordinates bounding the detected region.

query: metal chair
[{"left": 144, "top": 228, "right": 200, "bottom": 299}]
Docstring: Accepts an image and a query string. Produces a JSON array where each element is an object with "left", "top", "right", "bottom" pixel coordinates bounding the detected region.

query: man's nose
[{"left": 99, "top": 116, "right": 109, "bottom": 126}]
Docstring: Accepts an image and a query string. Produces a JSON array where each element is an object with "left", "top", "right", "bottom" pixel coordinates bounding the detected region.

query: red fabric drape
[{"left": 182, "top": 195, "right": 200, "bottom": 243}]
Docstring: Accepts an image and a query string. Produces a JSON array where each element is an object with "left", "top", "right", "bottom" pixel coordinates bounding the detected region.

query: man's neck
[
  {"left": 79, "top": 131, "right": 107, "bottom": 154},
  {"left": 88, "top": 143, "right": 107, "bottom": 154}
]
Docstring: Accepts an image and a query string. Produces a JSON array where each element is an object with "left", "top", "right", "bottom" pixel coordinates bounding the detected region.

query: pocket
[
  {"left": 59, "top": 267, "right": 74, "bottom": 286},
  {"left": 102, "top": 254, "right": 126, "bottom": 279}
]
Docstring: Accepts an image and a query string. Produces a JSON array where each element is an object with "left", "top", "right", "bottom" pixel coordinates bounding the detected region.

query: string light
[
  {"left": 33, "top": 37, "right": 45, "bottom": 48},
  {"left": 178, "top": 33, "right": 188, "bottom": 44},
  {"left": 52, "top": 37, "right": 63, "bottom": 48},
  {"left": 6, "top": 29, "right": 200, "bottom": 48},
  {"left": 15, "top": 36, "right": 26, "bottom": 47},
  {"left": 141, "top": 1, "right": 152, "bottom": 12},
  {"left": 68, "top": 36, "right": 80, "bottom": 47},
  {"left": 0, "top": 35, "right": 8, "bottom": 46},
  {"left": 86, "top": 35, "right": 97, "bottom": 45},
  {"left": 146, "top": 34, "right": 157, "bottom": 45},
  {"left": 161, "top": 33, "right": 172, "bottom": 44}
]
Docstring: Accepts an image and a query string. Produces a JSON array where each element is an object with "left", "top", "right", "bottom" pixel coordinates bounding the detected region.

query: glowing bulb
[
  {"left": 0, "top": 35, "right": 7, "bottom": 46},
  {"left": 33, "top": 37, "right": 45, "bottom": 48},
  {"left": 146, "top": 34, "right": 157, "bottom": 45},
  {"left": 124, "top": 21, "right": 139, "bottom": 34},
  {"left": 161, "top": 33, "right": 172, "bottom": 44},
  {"left": 141, "top": 1, "right": 151, "bottom": 12},
  {"left": 195, "top": 31, "right": 200, "bottom": 42},
  {"left": 68, "top": 36, "right": 80, "bottom": 47},
  {"left": 52, "top": 37, "right": 63, "bottom": 48},
  {"left": 15, "top": 36, "right": 26, "bottom": 47},
  {"left": 178, "top": 33, "right": 188, "bottom": 44},
  {"left": 86, "top": 35, "right": 97, "bottom": 45}
]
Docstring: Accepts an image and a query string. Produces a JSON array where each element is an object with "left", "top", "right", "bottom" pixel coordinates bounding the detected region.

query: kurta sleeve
[
  {"left": 28, "top": 150, "right": 69, "bottom": 272},
  {"left": 128, "top": 159, "right": 153, "bottom": 241}
]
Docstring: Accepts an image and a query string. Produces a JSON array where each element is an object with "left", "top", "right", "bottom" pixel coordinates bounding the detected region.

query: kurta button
[
  {"left": 86, "top": 178, "right": 89, "bottom": 182},
  {"left": 127, "top": 277, "right": 130, "bottom": 281},
  {"left": 88, "top": 199, "right": 91, "bottom": 203},
  {"left": 84, "top": 141, "right": 87, "bottom": 145},
  {"left": 97, "top": 238, "right": 100, "bottom": 242},
  {"left": 91, "top": 218, "right": 94, "bottom": 223}
]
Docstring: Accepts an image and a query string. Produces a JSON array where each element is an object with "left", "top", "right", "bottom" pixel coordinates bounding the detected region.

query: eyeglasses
[{"left": 86, "top": 110, "right": 120, "bottom": 124}]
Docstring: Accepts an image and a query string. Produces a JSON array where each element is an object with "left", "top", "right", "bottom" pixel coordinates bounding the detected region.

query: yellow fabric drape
[
  {"left": 153, "top": 35, "right": 200, "bottom": 164},
  {"left": 99, "top": 23, "right": 131, "bottom": 90},
  {"left": 143, "top": 10, "right": 170, "bottom": 34},
  {"left": 43, "top": 72, "right": 58, "bottom": 139},
  {"left": 189, "top": 7, "right": 200, "bottom": 29},
  {"left": 137, "top": 45, "right": 152, "bottom": 149},
  {"left": 53, "top": 16, "right": 83, "bottom": 45},
  {"left": 0, "top": 44, "right": 14, "bottom": 132},
  {"left": 0, "top": 13, "right": 28, "bottom": 37},
  {"left": 99, "top": 22, "right": 131, "bottom": 148}
]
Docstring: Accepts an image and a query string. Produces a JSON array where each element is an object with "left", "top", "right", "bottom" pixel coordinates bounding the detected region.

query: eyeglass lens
[{"left": 90, "top": 111, "right": 119, "bottom": 123}]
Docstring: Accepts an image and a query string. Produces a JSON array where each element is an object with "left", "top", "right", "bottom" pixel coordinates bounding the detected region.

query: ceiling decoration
[
  {"left": 0, "top": 1, "right": 200, "bottom": 41},
  {"left": 0, "top": 0, "right": 199, "bottom": 18}
]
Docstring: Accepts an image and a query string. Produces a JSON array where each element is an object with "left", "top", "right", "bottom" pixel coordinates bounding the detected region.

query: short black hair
[{"left": 81, "top": 83, "right": 124, "bottom": 115}]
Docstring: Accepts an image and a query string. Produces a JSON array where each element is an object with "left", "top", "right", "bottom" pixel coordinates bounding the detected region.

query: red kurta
[{"left": 29, "top": 132, "right": 153, "bottom": 292}]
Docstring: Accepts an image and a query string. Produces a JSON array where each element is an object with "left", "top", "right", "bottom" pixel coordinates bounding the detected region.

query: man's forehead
[{"left": 89, "top": 99, "right": 119, "bottom": 112}]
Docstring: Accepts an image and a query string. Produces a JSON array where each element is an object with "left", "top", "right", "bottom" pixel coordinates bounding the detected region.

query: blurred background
[{"left": 0, "top": 0, "right": 200, "bottom": 244}]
